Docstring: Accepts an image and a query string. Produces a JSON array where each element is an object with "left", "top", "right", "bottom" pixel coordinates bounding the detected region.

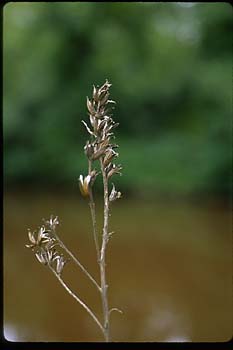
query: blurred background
[{"left": 3, "top": 2, "right": 232, "bottom": 342}]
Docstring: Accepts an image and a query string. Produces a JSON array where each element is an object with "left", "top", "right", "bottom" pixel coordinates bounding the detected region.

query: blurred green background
[
  {"left": 3, "top": 2, "right": 232, "bottom": 343},
  {"left": 3, "top": 2, "right": 232, "bottom": 196}
]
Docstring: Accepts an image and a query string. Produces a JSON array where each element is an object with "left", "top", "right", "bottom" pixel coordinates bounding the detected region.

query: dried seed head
[
  {"left": 26, "top": 226, "right": 53, "bottom": 250},
  {"left": 82, "top": 79, "right": 122, "bottom": 197}
]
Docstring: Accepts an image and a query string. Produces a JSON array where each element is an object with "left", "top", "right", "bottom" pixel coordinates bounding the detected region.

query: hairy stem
[
  {"left": 48, "top": 265, "right": 104, "bottom": 335},
  {"left": 88, "top": 160, "right": 100, "bottom": 263},
  {"left": 100, "top": 159, "right": 110, "bottom": 342},
  {"left": 53, "top": 233, "right": 101, "bottom": 293}
]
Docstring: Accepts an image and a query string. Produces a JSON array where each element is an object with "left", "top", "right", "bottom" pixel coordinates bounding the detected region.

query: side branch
[
  {"left": 48, "top": 266, "right": 104, "bottom": 334},
  {"left": 54, "top": 233, "right": 101, "bottom": 293}
]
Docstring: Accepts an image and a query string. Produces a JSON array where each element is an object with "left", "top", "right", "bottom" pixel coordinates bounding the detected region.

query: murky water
[{"left": 4, "top": 191, "right": 232, "bottom": 342}]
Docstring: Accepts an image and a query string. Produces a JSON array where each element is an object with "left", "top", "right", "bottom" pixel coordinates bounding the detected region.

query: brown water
[{"left": 3, "top": 191, "right": 232, "bottom": 342}]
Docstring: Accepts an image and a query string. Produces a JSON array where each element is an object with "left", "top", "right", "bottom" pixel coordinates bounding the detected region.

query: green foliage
[{"left": 3, "top": 3, "right": 232, "bottom": 195}]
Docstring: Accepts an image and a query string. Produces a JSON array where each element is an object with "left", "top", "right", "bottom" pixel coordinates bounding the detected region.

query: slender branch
[
  {"left": 88, "top": 160, "right": 100, "bottom": 263},
  {"left": 53, "top": 233, "right": 101, "bottom": 293},
  {"left": 48, "top": 265, "right": 104, "bottom": 335},
  {"left": 100, "top": 159, "right": 110, "bottom": 342}
]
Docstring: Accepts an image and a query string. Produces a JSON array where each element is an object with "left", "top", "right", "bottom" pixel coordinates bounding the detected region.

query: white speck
[
  {"left": 165, "top": 335, "right": 191, "bottom": 342},
  {"left": 4, "top": 324, "right": 19, "bottom": 342}
]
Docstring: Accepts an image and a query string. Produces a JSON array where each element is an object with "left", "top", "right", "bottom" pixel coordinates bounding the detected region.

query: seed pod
[
  {"left": 99, "top": 92, "right": 110, "bottom": 106},
  {"left": 96, "top": 119, "right": 107, "bottom": 134},
  {"left": 93, "top": 85, "right": 99, "bottom": 102},
  {"left": 86, "top": 96, "right": 96, "bottom": 115},
  {"left": 89, "top": 114, "right": 97, "bottom": 129}
]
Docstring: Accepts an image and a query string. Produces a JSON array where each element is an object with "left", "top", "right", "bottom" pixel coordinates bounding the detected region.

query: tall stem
[
  {"left": 88, "top": 160, "right": 100, "bottom": 263},
  {"left": 100, "top": 159, "right": 110, "bottom": 342}
]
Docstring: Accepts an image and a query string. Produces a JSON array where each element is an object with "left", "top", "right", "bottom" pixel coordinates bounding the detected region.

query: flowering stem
[
  {"left": 48, "top": 265, "right": 104, "bottom": 335},
  {"left": 100, "top": 158, "right": 110, "bottom": 342}
]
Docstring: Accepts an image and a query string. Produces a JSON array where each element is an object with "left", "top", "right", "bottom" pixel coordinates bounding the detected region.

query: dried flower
[
  {"left": 79, "top": 174, "right": 91, "bottom": 197},
  {"left": 107, "top": 164, "right": 122, "bottom": 179},
  {"left": 45, "top": 215, "right": 59, "bottom": 230},
  {"left": 35, "top": 248, "right": 49, "bottom": 265},
  {"left": 26, "top": 226, "right": 54, "bottom": 250},
  {"left": 109, "top": 184, "right": 122, "bottom": 202},
  {"left": 54, "top": 254, "right": 68, "bottom": 275},
  {"left": 34, "top": 247, "right": 67, "bottom": 274}
]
